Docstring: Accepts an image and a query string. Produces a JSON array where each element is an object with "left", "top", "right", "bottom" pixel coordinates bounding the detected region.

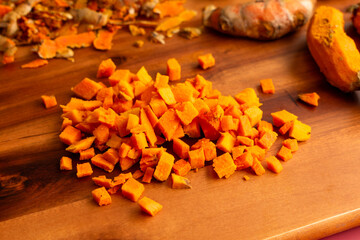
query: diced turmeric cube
[
  {"left": 213, "top": 152, "right": 236, "bottom": 178},
  {"left": 136, "top": 66, "right": 152, "bottom": 85},
  {"left": 97, "top": 58, "right": 116, "bottom": 78},
  {"left": 131, "top": 132, "right": 149, "bottom": 150},
  {"left": 260, "top": 78, "right": 275, "bottom": 94},
  {"left": 158, "top": 87, "right": 177, "bottom": 105},
  {"left": 76, "top": 162, "right": 93, "bottom": 178},
  {"left": 282, "top": 138, "right": 298, "bottom": 152},
  {"left": 216, "top": 132, "right": 236, "bottom": 153},
  {"left": 257, "top": 120, "right": 273, "bottom": 133},
  {"left": 92, "top": 175, "right": 114, "bottom": 188},
  {"left": 71, "top": 77, "right": 103, "bottom": 100},
  {"left": 119, "top": 142, "right": 131, "bottom": 158},
  {"left": 279, "top": 121, "right": 294, "bottom": 135},
  {"left": 150, "top": 97, "right": 168, "bottom": 117},
  {"left": 173, "top": 138, "right": 190, "bottom": 159},
  {"left": 257, "top": 130, "right": 278, "bottom": 150},
  {"left": 79, "top": 147, "right": 95, "bottom": 160},
  {"left": 245, "top": 145, "right": 266, "bottom": 161},
  {"left": 231, "top": 145, "right": 246, "bottom": 160},
  {"left": 188, "top": 148, "right": 205, "bottom": 169},
  {"left": 109, "top": 69, "right": 131, "bottom": 86},
  {"left": 184, "top": 119, "right": 201, "bottom": 138},
  {"left": 142, "top": 167, "right": 155, "bottom": 183},
  {"left": 59, "top": 125, "right": 82, "bottom": 145},
  {"left": 171, "top": 173, "right": 192, "bottom": 189},
  {"left": 198, "top": 106, "right": 223, "bottom": 140},
  {"left": 221, "top": 115, "right": 236, "bottom": 132},
  {"left": 120, "top": 157, "right": 137, "bottom": 171},
  {"left": 251, "top": 158, "right": 265, "bottom": 176},
  {"left": 236, "top": 136, "right": 254, "bottom": 147},
  {"left": 157, "top": 109, "right": 181, "bottom": 141},
  {"left": 153, "top": 151, "right": 175, "bottom": 181},
  {"left": 198, "top": 53, "right": 215, "bottom": 70},
  {"left": 172, "top": 159, "right": 191, "bottom": 176},
  {"left": 266, "top": 156, "right": 283, "bottom": 173},
  {"left": 191, "top": 138, "right": 217, "bottom": 161},
  {"left": 233, "top": 152, "right": 253, "bottom": 170},
  {"left": 126, "top": 113, "right": 139, "bottom": 131},
  {"left": 121, "top": 178, "right": 145, "bottom": 202},
  {"left": 102, "top": 148, "right": 120, "bottom": 165},
  {"left": 167, "top": 58, "right": 181, "bottom": 81},
  {"left": 298, "top": 92, "right": 320, "bottom": 107},
  {"left": 244, "top": 106, "right": 263, "bottom": 127},
  {"left": 60, "top": 156, "right": 72, "bottom": 170},
  {"left": 175, "top": 101, "right": 199, "bottom": 126},
  {"left": 92, "top": 187, "right": 112, "bottom": 206},
  {"left": 171, "top": 84, "right": 194, "bottom": 103},
  {"left": 91, "top": 154, "right": 115, "bottom": 172},
  {"left": 235, "top": 88, "right": 261, "bottom": 107},
  {"left": 271, "top": 110, "right": 298, "bottom": 127},
  {"left": 62, "top": 109, "right": 87, "bottom": 125},
  {"left": 144, "top": 105, "right": 159, "bottom": 128},
  {"left": 276, "top": 146, "right": 293, "bottom": 161},
  {"left": 66, "top": 136, "right": 96, "bottom": 153},
  {"left": 41, "top": 95, "right": 57, "bottom": 109},
  {"left": 93, "top": 124, "right": 110, "bottom": 145},
  {"left": 238, "top": 115, "right": 253, "bottom": 137},
  {"left": 138, "top": 197, "right": 163, "bottom": 216},
  {"left": 289, "top": 120, "right": 311, "bottom": 141}
]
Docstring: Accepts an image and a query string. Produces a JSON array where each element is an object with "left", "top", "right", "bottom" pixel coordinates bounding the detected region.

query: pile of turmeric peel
[
  {"left": 0, "top": 0, "right": 198, "bottom": 66},
  {"left": 44, "top": 54, "right": 314, "bottom": 216}
]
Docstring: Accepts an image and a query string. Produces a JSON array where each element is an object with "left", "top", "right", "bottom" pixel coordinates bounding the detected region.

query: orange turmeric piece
[
  {"left": 216, "top": 132, "right": 236, "bottom": 153},
  {"left": 92, "top": 175, "right": 114, "bottom": 188},
  {"left": 66, "top": 136, "right": 96, "bottom": 153},
  {"left": 282, "top": 139, "right": 298, "bottom": 152},
  {"left": 260, "top": 78, "right": 275, "bottom": 94},
  {"left": 97, "top": 58, "right": 116, "bottom": 78},
  {"left": 175, "top": 101, "right": 199, "bottom": 126},
  {"left": 91, "top": 154, "right": 115, "bottom": 172},
  {"left": 138, "top": 197, "right": 163, "bottom": 216},
  {"left": 266, "top": 156, "right": 283, "bottom": 173},
  {"left": 60, "top": 156, "right": 72, "bottom": 170},
  {"left": 276, "top": 146, "right": 293, "bottom": 161},
  {"left": 271, "top": 110, "right": 298, "bottom": 127},
  {"left": 0, "top": 5, "right": 12, "bottom": 17},
  {"left": 21, "top": 59, "right": 48, "bottom": 69},
  {"left": 173, "top": 138, "right": 190, "bottom": 159},
  {"left": 235, "top": 88, "right": 261, "bottom": 107},
  {"left": 167, "top": 58, "right": 181, "bottom": 81},
  {"left": 289, "top": 120, "right": 311, "bottom": 141},
  {"left": 41, "top": 95, "right": 57, "bottom": 109},
  {"left": 188, "top": 148, "right": 205, "bottom": 169},
  {"left": 233, "top": 152, "right": 253, "bottom": 170},
  {"left": 191, "top": 138, "right": 217, "bottom": 161},
  {"left": 279, "top": 121, "right": 294, "bottom": 135},
  {"left": 257, "top": 130, "right": 278, "bottom": 150},
  {"left": 298, "top": 92, "right": 320, "bottom": 107},
  {"left": 154, "top": 1, "right": 185, "bottom": 18},
  {"left": 142, "top": 167, "right": 155, "bottom": 183},
  {"left": 72, "top": 77, "right": 103, "bottom": 100},
  {"left": 198, "top": 53, "right": 215, "bottom": 70},
  {"left": 93, "top": 29, "right": 118, "bottom": 50},
  {"left": 76, "top": 162, "right": 93, "bottom": 178},
  {"left": 251, "top": 158, "right": 265, "bottom": 176},
  {"left": 153, "top": 151, "right": 175, "bottom": 181},
  {"left": 92, "top": 187, "right": 112, "bottom": 206},
  {"left": 157, "top": 109, "right": 181, "bottom": 141},
  {"left": 213, "top": 152, "right": 236, "bottom": 179},
  {"left": 59, "top": 125, "right": 82, "bottom": 145},
  {"left": 171, "top": 173, "right": 192, "bottom": 189},
  {"left": 121, "top": 178, "right": 145, "bottom": 202},
  {"left": 172, "top": 159, "right": 191, "bottom": 176}
]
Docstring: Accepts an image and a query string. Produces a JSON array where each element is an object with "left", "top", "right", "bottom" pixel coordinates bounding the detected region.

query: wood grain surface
[{"left": 1, "top": 1, "right": 360, "bottom": 239}]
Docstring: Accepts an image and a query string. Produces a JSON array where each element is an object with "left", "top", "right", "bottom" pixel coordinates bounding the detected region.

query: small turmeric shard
[
  {"left": 76, "top": 162, "right": 93, "bottom": 178},
  {"left": 260, "top": 78, "right": 275, "bottom": 94},
  {"left": 171, "top": 173, "right": 192, "bottom": 189},
  {"left": 41, "top": 95, "right": 57, "bottom": 109},
  {"left": 92, "top": 187, "right": 112, "bottom": 206},
  {"left": 167, "top": 58, "right": 181, "bottom": 81},
  {"left": 298, "top": 92, "right": 320, "bottom": 107},
  {"left": 138, "top": 197, "right": 163, "bottom": 216},
  {"left": 121, "top": 177, "right": 145, "bottom": 202},
  {"left": 60, "top": 156, "right": 72, "bottom": 170},
  {"left": 198, "top": 53, "right": 215, "bottom": 70},
  {"left": 21, "top": 59, "right": 49, "bottom": 69}
]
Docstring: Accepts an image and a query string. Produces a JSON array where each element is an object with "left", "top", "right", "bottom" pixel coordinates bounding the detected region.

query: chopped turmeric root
[
  {"left": 22, "top": 59, "right": 48, "bottom": 69},
  {"left": 298, "top": 92, "right": 320, "bottom": 107},
  {"left": 138, "top": 197, "right": 163, "bottom": 216}
]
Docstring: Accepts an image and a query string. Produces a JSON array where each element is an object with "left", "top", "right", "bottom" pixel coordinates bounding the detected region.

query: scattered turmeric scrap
[
  {"left": 41, "top": 95, "right": 57, "bottom": 109},
  {"left": 260, "top": 78, "right": 275, "bottom": 94},
  {"left": 134, "top": 40, "right": 144, "bottom": 48},
  {"left": 298, "top": 92, "right": 320, "bottom": 107},
  {"left": 276, "top": 146, "right": 293, "bottom": 162},
  {"left": 93, "top": 29, "right": 118, "bottom": 51},
  {"left": 198, "top": 53, "right": 215, "bottom": 70},
  {"left": 171, "top": 173, "right": 192, "bottom": 189},
  {"left": 138, "top": 197, "right": 163, "bottom": 216},
  {"left": 243, "top": 175, "right": 250, "bottom": 181},
  {"left": 60, "top": 156, "right": 72, "bottom": 170},
  {"left": 121, "top": 177, "right": 145, "bottom": 202},
  {"left": 92, "top": 187, "right": 112, "bottom": 206},
  {"left": 266, "top": 156, "right": 283, "bottom": 174},
  {"left": 76, "top": 162, "right": 93, "bottom": 178},
  {"left": 21, "top": 59, "right": 48, "bottom": 69}
]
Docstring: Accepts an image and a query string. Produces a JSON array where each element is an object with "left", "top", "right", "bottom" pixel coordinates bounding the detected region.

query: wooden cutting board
[{"left": 1, "top": 1, "right": 360, "bottom": 239}]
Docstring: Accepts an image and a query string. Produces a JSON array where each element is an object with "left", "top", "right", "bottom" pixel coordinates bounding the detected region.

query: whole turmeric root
[{"left": 203, "top": 0, "right": 316, "bottom": 40}]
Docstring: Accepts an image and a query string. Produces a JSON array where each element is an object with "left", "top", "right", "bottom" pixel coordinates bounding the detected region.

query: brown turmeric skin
[{"left": 203, "top": 0, "right": 316, "bottom": 40}]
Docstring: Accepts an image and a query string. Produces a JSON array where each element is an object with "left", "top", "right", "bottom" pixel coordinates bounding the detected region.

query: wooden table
[{"left": 1, "top": 1, "right": 360, "bottom": 239}]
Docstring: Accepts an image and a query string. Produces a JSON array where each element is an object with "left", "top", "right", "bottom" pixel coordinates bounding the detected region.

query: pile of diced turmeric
[{"left": 56, "top": 54, "right": 311, "bottom": 216}]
